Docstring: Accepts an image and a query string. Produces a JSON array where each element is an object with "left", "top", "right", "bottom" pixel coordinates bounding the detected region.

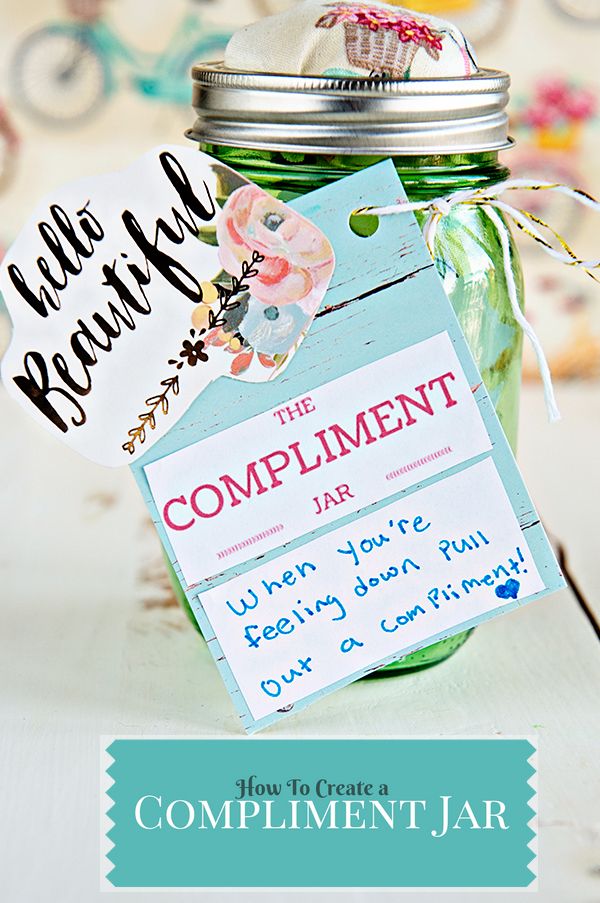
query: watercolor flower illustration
[
  {"left": 199, "top": 291, "right": 314, "bottom": 375},
  {"left": 215, "top": 184, "right": 335, "bottom": 314},
  {"left": 238, "top": 299, "right": 309, "bottom": 355},
  {"left": 197, "top": 289, "right": 308, "bottom": 375},
  {"left": 190, "top": 184, "right": 335, "bottom": 376}
]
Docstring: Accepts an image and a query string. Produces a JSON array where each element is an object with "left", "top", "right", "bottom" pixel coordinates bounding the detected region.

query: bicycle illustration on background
[{"left": 9, "top": 0, "right": 234, "bottom": 127}]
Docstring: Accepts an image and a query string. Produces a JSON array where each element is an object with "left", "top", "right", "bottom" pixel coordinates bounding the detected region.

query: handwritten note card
[
  {"left": 198, "top": 459, "right": 542, "bottom": 720},
  {"left": 0, "top": 141, "right": 563, "bottom": 732},
  {"left": 132, "top": 159, "right": 564, "bottom": 731}
]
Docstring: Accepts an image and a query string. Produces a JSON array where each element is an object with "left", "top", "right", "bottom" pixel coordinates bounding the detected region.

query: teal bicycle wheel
[{"left": 10, "top": 24, "right": 109, "bottom": 126}]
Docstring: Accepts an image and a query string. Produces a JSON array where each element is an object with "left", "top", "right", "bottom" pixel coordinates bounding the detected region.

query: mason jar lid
[{"left": 187, "top": 63, "right": 513, "bottom": 156}]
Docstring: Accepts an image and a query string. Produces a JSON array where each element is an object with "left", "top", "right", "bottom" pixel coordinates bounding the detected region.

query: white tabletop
[{"left": 1, "top": 383, "right": 599, "bottom": 902}]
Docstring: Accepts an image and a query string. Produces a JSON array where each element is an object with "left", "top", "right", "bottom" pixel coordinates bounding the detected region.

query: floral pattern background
[
  {"left": 0, "top": 0, "right": 599, "bottom": 382},
  {"left": 409, "top": 0, "right": 600, "bottom": 381}
]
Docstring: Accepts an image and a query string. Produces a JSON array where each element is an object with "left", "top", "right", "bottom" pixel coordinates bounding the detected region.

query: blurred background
[
  {"left": 0, "top": 0, "right": 599, "bottom": 375},
  {"left": 1, "top": 14, "right": 599, "bottom": 897}
]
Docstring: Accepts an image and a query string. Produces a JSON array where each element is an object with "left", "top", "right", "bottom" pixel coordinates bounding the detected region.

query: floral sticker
[{"left": 190, "top": 184, "right": 335, "bottom": 378}]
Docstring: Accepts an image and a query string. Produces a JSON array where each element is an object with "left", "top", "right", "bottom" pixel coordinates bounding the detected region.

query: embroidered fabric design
[
  {"left": 316, "top": 4, "right": 445, "bottom": 78},
  {"left": 224, "top": 0, "right": 478, "bottom": 79}
]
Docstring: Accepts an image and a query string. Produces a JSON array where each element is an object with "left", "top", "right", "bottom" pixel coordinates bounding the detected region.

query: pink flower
[
  {"left": 216, "top": 185, "right": 335, "bottom": 313},
  {"left": 316, "top": 4, "right": 444, "bottom": 52},
  {"left": 522, "top": 106, "right": 557, "bottom": 129},
  {"left": 527, "top": 77, "right": 597, "bottom": 125},
  {"left": 202, "top": 325, "right": 276, "bottom": 376},
  {"left": 536, "top": 78, "right": 569, "bottom": 107},
  {"left": 564, "top": 89, "right": 596, "bottom": 120}
]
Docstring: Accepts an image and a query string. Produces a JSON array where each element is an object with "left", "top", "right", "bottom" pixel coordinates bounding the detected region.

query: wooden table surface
[{"left": 1, "top": 383, "right": 599, "bottom": 902}]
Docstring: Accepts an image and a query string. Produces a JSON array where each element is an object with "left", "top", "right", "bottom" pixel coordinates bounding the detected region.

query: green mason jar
[{"left": 167, "top": 65, "right": 524, "bottom": 673}]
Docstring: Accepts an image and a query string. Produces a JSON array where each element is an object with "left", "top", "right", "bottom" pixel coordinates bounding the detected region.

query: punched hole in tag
[{"left": 348, "top": 210, "right": 379, "bottom": 238}]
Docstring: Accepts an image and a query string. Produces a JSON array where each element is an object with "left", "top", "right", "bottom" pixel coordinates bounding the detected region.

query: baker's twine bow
[{"left": 355, "top": 179, "right": 600, "bottom": 423}]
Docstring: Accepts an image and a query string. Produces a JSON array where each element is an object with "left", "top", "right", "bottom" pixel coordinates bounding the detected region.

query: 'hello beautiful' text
[{"left": 8, "top": 152, "right": 216, "bottom": 433}]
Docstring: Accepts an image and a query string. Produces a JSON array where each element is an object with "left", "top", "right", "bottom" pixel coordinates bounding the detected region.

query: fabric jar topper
[
  {"left": 356, "top": 179, "right": 600, "bottom": 422},
  {"left": 225, "top": 0, "right": 478, "bottom": 79}
]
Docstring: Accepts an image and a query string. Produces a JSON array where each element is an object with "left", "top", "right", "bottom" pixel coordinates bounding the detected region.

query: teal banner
[{"left": 105, "top": 738, "right": 536, "bottom": 889}]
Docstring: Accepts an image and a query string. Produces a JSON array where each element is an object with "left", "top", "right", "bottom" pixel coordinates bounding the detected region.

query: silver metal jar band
[{"left": 188, "top": 63, "right": 513, "bottom": 155}]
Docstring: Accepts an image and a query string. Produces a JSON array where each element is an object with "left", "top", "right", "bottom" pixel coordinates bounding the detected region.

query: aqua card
[
  {"left": 0, "top": 148, "right": 563, "bottom": 732},
  {"left": 131, "top": 158, "right": 564, "bottom": 731}
]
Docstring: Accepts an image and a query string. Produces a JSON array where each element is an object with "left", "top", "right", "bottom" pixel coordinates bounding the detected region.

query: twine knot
[
  {"left": 431, "top": 197, "right": 454, "bottom": 217},
  {"left": 359, "top": 178, "right": 600, "bottom": 423}
]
